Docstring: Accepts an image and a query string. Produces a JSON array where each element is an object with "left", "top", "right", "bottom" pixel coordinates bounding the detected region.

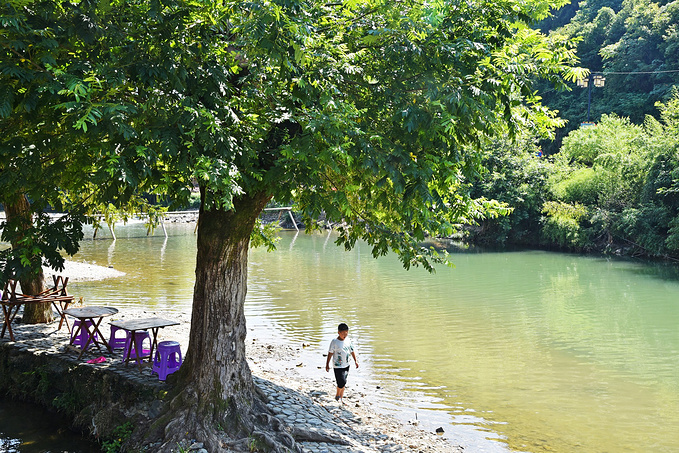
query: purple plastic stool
[
  {"left": 152, "top": 341, "right": 182, "bottom": 381},
  {"left": 122, "top": 331, "right": 151, "bottom": 363},
  {"left": 109, "top": 325, "right": 127, "bottom": 350},
  {"left": 71, "top": 319, "right": 97, "bottom": 350}
]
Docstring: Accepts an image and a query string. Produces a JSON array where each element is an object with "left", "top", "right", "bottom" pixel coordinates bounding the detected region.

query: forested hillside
[
  {"left": 466, "top": 0, "right": 679, "bottom": 260},
  {"left": 470, "top": 91, "right": 679, "bottom": 259},
  {"left": 537, "top": 0, "right": 679, "bottom": 152}
]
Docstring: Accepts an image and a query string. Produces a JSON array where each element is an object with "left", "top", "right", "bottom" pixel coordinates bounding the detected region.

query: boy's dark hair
[{"left": 338, "top": 323, "right": 349, "bottom": 332}]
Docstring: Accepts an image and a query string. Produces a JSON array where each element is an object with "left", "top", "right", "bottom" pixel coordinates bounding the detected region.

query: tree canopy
[
  {"left": 2, "top": 0, "right": 581, "bottom": 274},
  {"left": 1, "top": 0, "right": 580, "bottom": 449}
]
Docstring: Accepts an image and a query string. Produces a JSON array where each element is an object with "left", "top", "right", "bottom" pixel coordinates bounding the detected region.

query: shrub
[
  {"left": 552, "top": 167, "right": 600, "bottom": 205},
  {"left": 541, "top": 201, "right": 589, "bottom": 248},
  {"left": 101, "top": 421, "right": 134, "bottom": 453}
]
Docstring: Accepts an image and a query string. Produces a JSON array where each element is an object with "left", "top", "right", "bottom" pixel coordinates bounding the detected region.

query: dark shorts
[{"left": 334, "top": 366, "right": 350, "bottom": 388}]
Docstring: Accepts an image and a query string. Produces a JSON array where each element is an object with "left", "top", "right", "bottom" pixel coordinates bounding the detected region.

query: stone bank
[{"left": 0, "top": 322, "right": 167, "bottom": 446}]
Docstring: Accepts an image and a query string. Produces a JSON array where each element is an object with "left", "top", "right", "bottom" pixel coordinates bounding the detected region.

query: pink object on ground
[{"left": 86, "top": 356, "right": 107, "bottom": 364}]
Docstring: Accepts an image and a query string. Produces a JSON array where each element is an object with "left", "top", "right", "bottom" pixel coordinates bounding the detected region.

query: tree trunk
[
  {"left": 18, "top": 272, "right": 50, "bottom": 324},
  {"left": 3, "top": 193, "right": 51, "bottom": 323},
  {"left": 158, "top": 189, "right": 297, "bottom": 451}
]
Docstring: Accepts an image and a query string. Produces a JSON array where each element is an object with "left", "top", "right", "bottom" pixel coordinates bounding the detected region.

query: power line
[{"left": 594, "top": 69, "right": 679, "bottom": 75}]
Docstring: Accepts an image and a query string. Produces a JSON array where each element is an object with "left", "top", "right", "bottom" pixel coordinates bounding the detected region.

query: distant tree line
[
  {"left": 536, "top": 0, "right": 679, "bottom": 153},
  {"left": 469, "top": 91, "right": 679, "bottom": 260}
]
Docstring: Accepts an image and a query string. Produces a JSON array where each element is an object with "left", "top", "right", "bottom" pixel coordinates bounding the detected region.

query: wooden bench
[
  {"left": 34, "top": 275, "right": 74, "bottom": 331},
  {"left": 1, "top": 276, "right": 75, "bottom": 341}
]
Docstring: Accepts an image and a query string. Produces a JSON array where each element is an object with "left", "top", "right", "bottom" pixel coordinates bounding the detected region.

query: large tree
[{"left": 1, "top": 0, "right": 580, "bottom": 449}]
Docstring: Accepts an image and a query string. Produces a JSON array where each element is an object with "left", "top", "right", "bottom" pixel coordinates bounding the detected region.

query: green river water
[{"left": 3, "top": 221, "right": 679, "bottom": 452}]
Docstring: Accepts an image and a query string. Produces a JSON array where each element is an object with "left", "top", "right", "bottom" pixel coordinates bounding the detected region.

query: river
[{"left": 4, "top": 221, "right": 679, "bottom": 452}]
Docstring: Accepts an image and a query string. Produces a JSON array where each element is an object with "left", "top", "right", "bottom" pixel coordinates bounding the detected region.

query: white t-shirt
[{"left": 328, "top": 337, "right": 355, "bottom": 368}]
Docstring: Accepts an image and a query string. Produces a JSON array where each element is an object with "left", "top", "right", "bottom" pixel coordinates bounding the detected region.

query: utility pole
[{"left": 577, "top": 73, "right": 606, "bottom": 123}]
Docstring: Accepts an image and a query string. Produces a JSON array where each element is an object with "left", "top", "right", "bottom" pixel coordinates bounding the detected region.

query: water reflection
[
  {"left": 64, "top": 223, "right": 679, "bottom": 453},
  {"left": 0, "top": 397, "right": 99, "bottom": 452}
]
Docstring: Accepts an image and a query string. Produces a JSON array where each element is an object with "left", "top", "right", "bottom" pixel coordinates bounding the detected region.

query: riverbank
[
  {"left": 44, "top": 260, "right": 127, "bottom": 281},
  {"left": 11, "top": 261, "right": 458, "bottom": 452}
]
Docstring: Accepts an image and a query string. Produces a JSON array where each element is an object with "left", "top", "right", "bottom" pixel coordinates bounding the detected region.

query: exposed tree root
[
  {"left": 288, "top": 426, "right": 350, "bottom": 445},
  {"left": 146, "top": 387, "right": 304, "bottom": 452}
]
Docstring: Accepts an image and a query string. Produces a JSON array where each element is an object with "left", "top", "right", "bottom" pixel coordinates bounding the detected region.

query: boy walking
[{"left": 326, "top": 323, "right": 359, "bottom": 403}]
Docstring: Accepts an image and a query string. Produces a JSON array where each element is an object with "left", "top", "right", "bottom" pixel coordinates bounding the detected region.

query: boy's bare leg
[{"left": 335, "top": 386, "right": 347, "bottom": 401}]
